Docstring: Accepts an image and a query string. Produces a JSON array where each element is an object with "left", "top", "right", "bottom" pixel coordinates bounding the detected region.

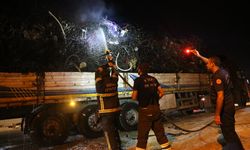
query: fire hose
[
  {"left": 162, "top": 114, "right": 214, "bottom": 133},
  {"left": 162, "top": 104, "right": 247, "bottom": 134},
  {"left": 104, "top": 50, "right": 214, "bottom": 135},
  {"left": 129, "top": 116, "right": 214, "bottom": 139}
]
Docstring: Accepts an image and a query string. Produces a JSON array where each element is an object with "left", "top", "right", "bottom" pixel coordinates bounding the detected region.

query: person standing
[
  {"left": 191, "top": 49, "right": 244, "bottom": 150},
  {"left": 95, "top": 54, "right": 121, "bottom": 150},
  {"left": 132, "top": 63, "right": 171, "bottom": 150}
]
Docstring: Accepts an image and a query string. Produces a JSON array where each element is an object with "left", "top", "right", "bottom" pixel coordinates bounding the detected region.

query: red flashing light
[{"left": 184, "top": 49, "right": 192, "bottom": 54}]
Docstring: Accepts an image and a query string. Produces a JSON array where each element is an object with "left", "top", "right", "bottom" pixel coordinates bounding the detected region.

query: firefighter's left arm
[
  {"left": 215, "top": 90, "right": 224, "bottom": 125},
  {"left": 111, "top": 67, "right": 118, "bottom": 79},
  {"left": 132, "top": 90, "right": 138, "bottom": 100},
  {"left": 157, "top": 86, "right": 164, "bottom": 99},
  {"left": 132, "top": 78, "right": 139, "bottom": 100},
  {"left": 95, "top": 67, "right": 103, "bottom": 83}
]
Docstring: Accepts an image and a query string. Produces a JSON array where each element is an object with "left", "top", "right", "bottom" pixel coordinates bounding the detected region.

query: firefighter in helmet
[{"left": 95, "top": 52, "right": 121, "bottom": 150}]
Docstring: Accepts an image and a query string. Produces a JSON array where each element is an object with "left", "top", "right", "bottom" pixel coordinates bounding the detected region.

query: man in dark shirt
[
  {"left": 132, "top": 63, "right": 171, "bottom": 150},
  {"left": 191, "top": 49, "right": 244, "bottom": 150}
]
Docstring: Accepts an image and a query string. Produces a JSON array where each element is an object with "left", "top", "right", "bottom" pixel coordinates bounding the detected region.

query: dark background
[
  {"left": 108, "top": 0, "right": 250, "bottom": 77},
  {"left": 1, "top": 0, "right": 250, "bottom": 77}
]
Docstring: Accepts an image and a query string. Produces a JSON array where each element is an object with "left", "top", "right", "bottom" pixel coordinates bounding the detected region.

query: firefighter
[
  {"left": 132, "top": 63, "right": 171, "bottom": 150},
  {"left": 191, "top": 49, "right": 244, "bottom": 150},
  {"left": 95, "top": 54, "right": 121, "bottom": 150}
]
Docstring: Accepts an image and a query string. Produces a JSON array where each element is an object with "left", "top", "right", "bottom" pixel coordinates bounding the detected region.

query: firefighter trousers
[
  {"left": 137, "top": 105, "right": 169, "bottom": 149},
  {"left": 220, "top": 108, "right": 244, "bottom": 150},
  {"left": 100, "top": 112, "right": 121, "bottom": 150},
  {"left": 221, "top": 124, "right": 244, "bottom": 150}
]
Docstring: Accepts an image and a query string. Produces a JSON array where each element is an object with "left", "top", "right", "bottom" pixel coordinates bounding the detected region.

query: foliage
[{"left": 0, "top": 13, "right": 205, "bottom": 73}]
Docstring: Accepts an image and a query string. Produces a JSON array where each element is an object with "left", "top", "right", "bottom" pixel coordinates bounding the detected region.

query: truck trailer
[{"left": 0, "top": 72, "right": 211, "bottom": 146}]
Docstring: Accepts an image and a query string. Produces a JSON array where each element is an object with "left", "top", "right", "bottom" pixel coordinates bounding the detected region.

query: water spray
[
  {"left": 98, "top": 27, "right": 133, "bottom": 88},
  {"left": 99, "top": 27, "right": 108, "bottom": 50},
  {"left": 98, "top": 27, "right": 132, "bottom": 72}
]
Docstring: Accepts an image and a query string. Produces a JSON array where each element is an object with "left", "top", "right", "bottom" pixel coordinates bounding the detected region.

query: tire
[
  {"left": 78, "top": 104, "right": 103, "bottom": 138},
  {"left": 30, "top": 110, "right": 69, "bottom": 146},
  {"left": 119, "top": 102, "right": 139, "bottom": 131}
]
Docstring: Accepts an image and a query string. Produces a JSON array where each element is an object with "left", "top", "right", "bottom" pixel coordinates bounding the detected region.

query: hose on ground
[{"left": 162, "top": 113, "right": 214, "bottom": 133}]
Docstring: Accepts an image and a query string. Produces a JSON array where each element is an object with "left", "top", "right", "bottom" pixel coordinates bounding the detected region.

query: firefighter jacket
[{"left": 95, "top": 64, "right": 120, "bottom": 114}]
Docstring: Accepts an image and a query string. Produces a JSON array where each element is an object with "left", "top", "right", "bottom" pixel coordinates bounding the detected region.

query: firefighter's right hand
[
  {"left": 106, "top": 54, "right": 113, "bottom": 62},
  {"left": 214, "top": 115, "right": 222, "bottom": 125},
  {"left": 108, "top": 61, "right": 117, "bottom": 70},
  {"left": 190, "top": 49, "right": 200, "bottom": 57}
]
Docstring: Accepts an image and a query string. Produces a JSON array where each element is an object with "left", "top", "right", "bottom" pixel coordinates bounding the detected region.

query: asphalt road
[{"left": 0, "top": 107, "right": 250, "bottom": 150}]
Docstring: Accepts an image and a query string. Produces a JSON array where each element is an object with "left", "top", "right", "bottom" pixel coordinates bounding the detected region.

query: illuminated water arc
[{"left": 99, "top": 27, "right": 108, "bottom": 50}]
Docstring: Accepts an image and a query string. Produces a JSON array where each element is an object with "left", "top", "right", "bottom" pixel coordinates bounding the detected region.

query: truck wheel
[
  {"left": 30, "top": 110, "right": 69, "bottom": 146},
  {"left": 119, "top": 102, "right": 138, "bottom": 131},
  {"left": 78, "top": 104, "right": 103, "bottom": 138}
]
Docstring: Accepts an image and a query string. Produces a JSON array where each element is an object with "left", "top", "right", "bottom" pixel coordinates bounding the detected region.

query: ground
[{"left": 0, "top": 107, "right": 250, "bottom": 150}]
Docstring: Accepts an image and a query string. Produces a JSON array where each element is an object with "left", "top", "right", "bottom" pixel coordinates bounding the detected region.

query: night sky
[
  {"left": 1, "top": 0, "right": 250, "bottom": 77},
  {"left": 108, "top": 0, "right": 250, "bottom": 76}
]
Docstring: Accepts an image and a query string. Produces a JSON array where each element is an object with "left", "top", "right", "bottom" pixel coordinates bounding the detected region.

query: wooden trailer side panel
[{"left": 0, "top": 73, "right": 38, "bottom": 107}]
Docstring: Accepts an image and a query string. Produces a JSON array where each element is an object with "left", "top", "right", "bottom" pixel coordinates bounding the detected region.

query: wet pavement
[
  {"left": 0, "top": 106, "right": 250, "bottom": 150},
  {"left": 167, "top": 106, "right": 250, "bottom": 150}
]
